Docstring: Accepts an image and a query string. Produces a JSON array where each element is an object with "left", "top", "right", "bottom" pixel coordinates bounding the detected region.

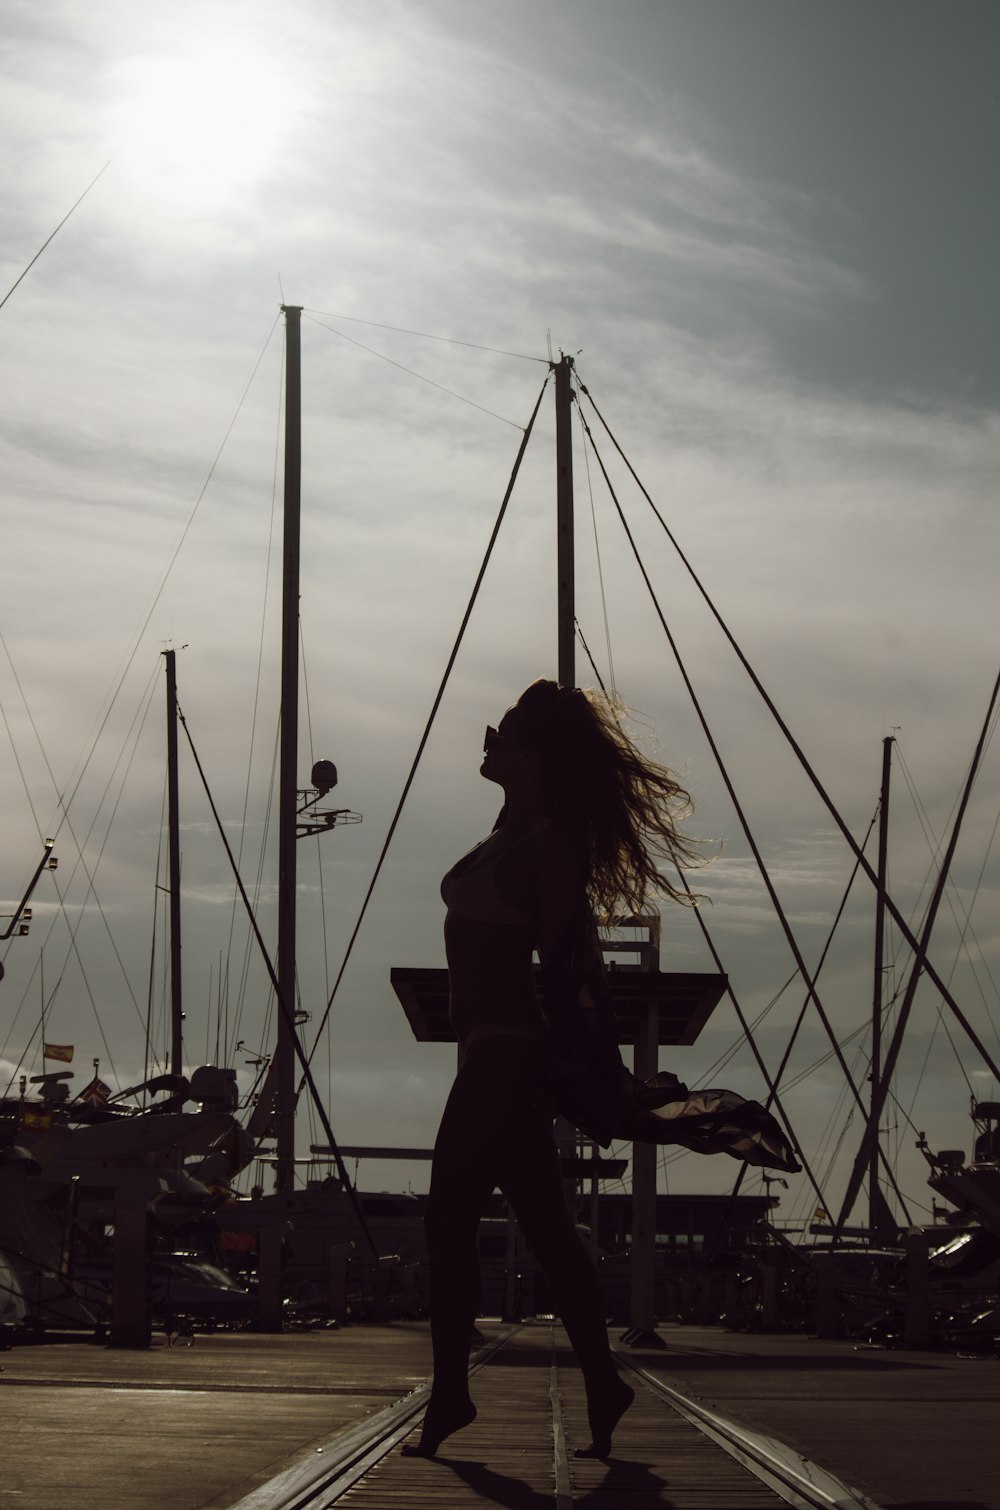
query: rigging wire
[
  {"left": 574, "top": 620, "right": 608, "bottom": 694},
  {"left": 302, "top": 308, "right": 547, "bottom": 364},
  {"left": 594, "top": 834, "right": 874, "bottom": 1205},
  {"left": 745, "top": 811, "right": 912, "bottom": 1216},
  {"left": 143, "top": 768, "right": 170, "bottom": 1093},
  {"left": 895, "top": 742, "right": 1000, "bottom": 1049},
  {"left": 1, "top": 1018, "right": 45, "bottom": 1100},
  {"left": 754, "top": 1019, "right": 869, "bottom": 1098},
  {"left": 689, "top": 976, "right": 798, "bottom": 1085},
  {"left": 787, "top": 1039, "right": 868, "bottom": 1230},
  {"left": 0, "top": 707, "right": 51, "bottom": 984},
  {"left": 760, "top": 811, "right": 877, "bottom": 1113},
  {"left": 787, "top": 1087, "right": 853, "bottom": 1230},
  {"left": 653, "top": 1017, "right": 874, "bottom": 1180},
  {"left": 907, "top": 996, "right": 977, "bottom": 1117},
  {"left": 237, "top": 1058, "right": 273, "bottom": 1128},
  {"left": 0, "top": 651, "right": 162, "bottom": 1024},
  {"left": 175, "top": 702, "right": 380, "bottom": 1260},
  {"left": 230, "top": 719, "right": 281, "bottom": 1066},
  {"left": 674, "top": 865, "right": 830, "bottom": 1221},
  {"left": 884, "top": 746, "right": 993, "bottom": 1126},
  {"left": 836, "top": 1046, "right": 918, "bottom": 1229},
  {"left": 0, "top": 161, "right": 110, "bottom": 314},
  {"left": 300, "top": 621, "right": 334, "bottom": 1102},
  {"left": 885, "top": 1080, "right": 935, "bottom": 1142},
  {"left": 0, "top": 657, "right": 163, "bottom": 1089},
  {"left": 818, "top": 1086, "right": 861, "bottom": 1209},
  {"left": 896, "top": 779, "right": 981, "bottom": 1118},
  {"left": 579, "top": 410, "right": 914, "bottom": 1216},
  {"left": 302, "top": 377, "right": 550, "bottom": 1068},
  {"left": 567, "top": 407, "right": 906, "bottom": 1208},
  {"left": 11, "top": 311, "right": 283, "bottom": 860},
  {"left": 303, "top": 313, "right": 525, "bottom": 429},
  {"left": 698, "top": 806, "right": 916, "bottom": 1238},
  {"left": 836, "top": 665, "right": 1000, "bottom": 1228},
  {"left": 222, "top": 328, "right": 285, "bottom": 1063},
  {"left": 576, "top": 408, "right": 881, "bottom": 1140},
  {"left": 576, "top": 377, "right": 997, "bottom": 1062},
  {"left": 576, "top": 396, "right": 617, "bottom": 696}
]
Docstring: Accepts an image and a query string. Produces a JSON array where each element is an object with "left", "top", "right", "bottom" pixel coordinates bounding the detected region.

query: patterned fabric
[{"left": 541, "top": 917, "right": 800, "bottom": 1174}]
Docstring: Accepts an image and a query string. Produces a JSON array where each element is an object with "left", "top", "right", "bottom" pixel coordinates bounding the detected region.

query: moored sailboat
[{"left": 2, "top": 304, "right": 994, "bottom": 1350}]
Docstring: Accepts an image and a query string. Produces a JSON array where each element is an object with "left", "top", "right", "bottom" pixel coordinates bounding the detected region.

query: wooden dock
[{"left": 3, "top": 1320, "right": 998, "bottom": 1508}]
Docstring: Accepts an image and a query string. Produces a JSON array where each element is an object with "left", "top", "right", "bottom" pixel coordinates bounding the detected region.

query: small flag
[
  {"left": 78, "top": 1076, "right": 111, "bottom": 1106},
  {"left": 22, "top": 1107, "right": 52, "bottom": 1129},
  {"left": 43, "top": 1043, "right": 74, "bottom": 1062}
]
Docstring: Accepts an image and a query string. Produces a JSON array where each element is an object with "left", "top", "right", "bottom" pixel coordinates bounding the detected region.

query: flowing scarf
[{"left": 540, "top": 915, "right": 800, "bottom": 1174}]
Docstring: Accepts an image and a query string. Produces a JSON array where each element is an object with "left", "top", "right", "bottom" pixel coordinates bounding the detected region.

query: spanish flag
[
  {"left": 43, "top": 1044, "right": 74, "bottom": 1062},
  {"left": 23, "top": 1108, "right": 52, "bottom": 1129}
]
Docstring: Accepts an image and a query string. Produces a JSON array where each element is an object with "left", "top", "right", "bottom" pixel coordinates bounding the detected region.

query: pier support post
[
  {"left": 759, "top": 1262, "right": 779, "bottom": 1330},
  {"left": 904, "top": 1229, "right": 930, "bottom": 1349},
  {"left": 327, "top": 1242, "right": 351, "bottom": 1323},
  {"left": 503, "top": 1210, "right": 520, "bottom": 1321},
  {"left": 257, "top": 1220, "right": 291, "bottom": 1333},
  {"left": 816, "top": 1252, "right": 837, "bottom": 1338},
  {"left": 110, "top": 1177, "right": 164, "bottom": 1349},
  {"left": 626, "top": 1004, "right": 664, "bottom": 1346},
  {"left": 401, "top": 1262, "right": 417, "bottom": 1314},
  {"left": 372, "top": 1256, "right": 394, "bottom": 1320}
]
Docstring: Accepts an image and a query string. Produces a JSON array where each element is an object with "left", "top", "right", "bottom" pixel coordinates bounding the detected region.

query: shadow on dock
[
  {"left": 630, "top": 1344, "right": 944, "bottom": 1373},
  {"left": 889, "top": 1503, "right": 993, "bottom": 1510},
  {"left": 442, "top": 1454, "right": 668, "bottom": 1508}
]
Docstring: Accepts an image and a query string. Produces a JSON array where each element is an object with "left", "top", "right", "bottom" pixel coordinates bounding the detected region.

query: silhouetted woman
[{"left": 403, "top": 678, "right": 703, "bottom": 1461}]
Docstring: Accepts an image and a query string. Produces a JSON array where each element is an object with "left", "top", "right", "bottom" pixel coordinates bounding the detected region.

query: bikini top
[{"left": 440, "top": 823, "right": 547, "bottom": 927}]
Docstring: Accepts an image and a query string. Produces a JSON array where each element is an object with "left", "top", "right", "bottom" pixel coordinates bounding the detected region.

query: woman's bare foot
[
  {"left": 401, "top": 1395, "right": 477, "bottom": 1458},
  {"left": 574, "top": 1375, "right": 634, "bottom": 1460}
]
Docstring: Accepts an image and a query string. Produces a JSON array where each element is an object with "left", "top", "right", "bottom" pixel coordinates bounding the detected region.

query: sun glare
[{"left": 106, "top": 43, "right": 300, "bottom": 209}]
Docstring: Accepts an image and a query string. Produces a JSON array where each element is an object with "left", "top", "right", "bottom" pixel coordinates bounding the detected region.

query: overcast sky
[{"left": 1, "top": 0, "right": 998, "bottom": 1222}]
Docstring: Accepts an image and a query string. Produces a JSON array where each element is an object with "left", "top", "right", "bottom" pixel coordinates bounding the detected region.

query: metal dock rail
[
  {"left": 230, "top": 1324, "right": 877, "bottom": 1510},
  {"left": 9, "top": 1319, "right": 1000, "bottom": 1508}
]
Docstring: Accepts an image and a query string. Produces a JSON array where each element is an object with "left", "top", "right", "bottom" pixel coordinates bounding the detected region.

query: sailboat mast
[
  {"left": 868, "top": 734, "right": 893, "bottom": 1231},
  {"left": 554, "top": 354, "right": 575, "bottom": 688},
  {"left": 276, "top": 304, "right": 303, "bottom": 1197},
  {"left": 164, "top": 648, "right": 183, "bottom": 1077}
]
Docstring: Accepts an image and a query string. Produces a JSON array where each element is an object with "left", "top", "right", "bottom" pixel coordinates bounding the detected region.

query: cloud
[{"left": 1, "top": 0, "right": 996, "bottom": 1212}]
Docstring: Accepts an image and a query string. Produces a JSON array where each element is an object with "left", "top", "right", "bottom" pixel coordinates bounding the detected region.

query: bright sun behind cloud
[{"left": 105, "top": 42, "right": 301, "bottom": 210}]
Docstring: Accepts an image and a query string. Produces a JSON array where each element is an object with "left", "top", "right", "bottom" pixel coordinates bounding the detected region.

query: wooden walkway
[
  {"left": 330, "top": 1327, "right": 793, "bottom": 1509},
  {"left": 0, "top": 1321, "right": 882, "bottom": 1509}
]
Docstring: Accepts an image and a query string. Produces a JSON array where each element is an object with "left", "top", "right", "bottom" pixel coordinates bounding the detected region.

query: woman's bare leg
[
  {"left": 499, "top": 1105, "right": 633, "bottom": 1457},
  {"left": 408, "top": 1039, "right": 632, "bottom": 1459},
  {"left": 404, "top": 1055, "right": 495, "bottom": 1456}
]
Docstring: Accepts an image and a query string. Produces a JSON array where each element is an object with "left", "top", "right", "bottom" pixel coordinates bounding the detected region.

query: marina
[
  {"left": 3, "top": 9, "right": 999, "bottom": 1507},
  {"left": 2, "top": 295, "right": 999, "bottom": 1504},
  {"left": 3, "top": 1319, "right": 997, "bottom": 1508},
  {"left": 2, "top": 295, "right": 999, "bottom": 1510}
]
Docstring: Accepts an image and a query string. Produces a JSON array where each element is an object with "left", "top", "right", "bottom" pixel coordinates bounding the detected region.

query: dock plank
[
  {"left": 0, "top": 1324, "right": 448, "bottom": 1510},
  {"left": 632, "top": 1324, "right": 1000, "bottom": 1509},
  {"left": 336, "top": 1326, "right": 788, "bottom": 1509}
]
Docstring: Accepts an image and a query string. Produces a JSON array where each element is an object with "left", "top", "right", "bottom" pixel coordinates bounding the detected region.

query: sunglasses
[{"left": 484, "top": 722, "right": 532, "bottom": 754}]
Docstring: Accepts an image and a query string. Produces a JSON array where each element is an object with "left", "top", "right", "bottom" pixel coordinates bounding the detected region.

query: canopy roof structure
[{"left": 390, "top": 965, "right": 727, "bottom": 1046}]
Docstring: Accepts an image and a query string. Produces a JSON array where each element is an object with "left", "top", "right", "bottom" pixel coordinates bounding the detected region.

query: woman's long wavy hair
[{"left": 511, "top": 679, "right": 705, "bottom": 919}]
